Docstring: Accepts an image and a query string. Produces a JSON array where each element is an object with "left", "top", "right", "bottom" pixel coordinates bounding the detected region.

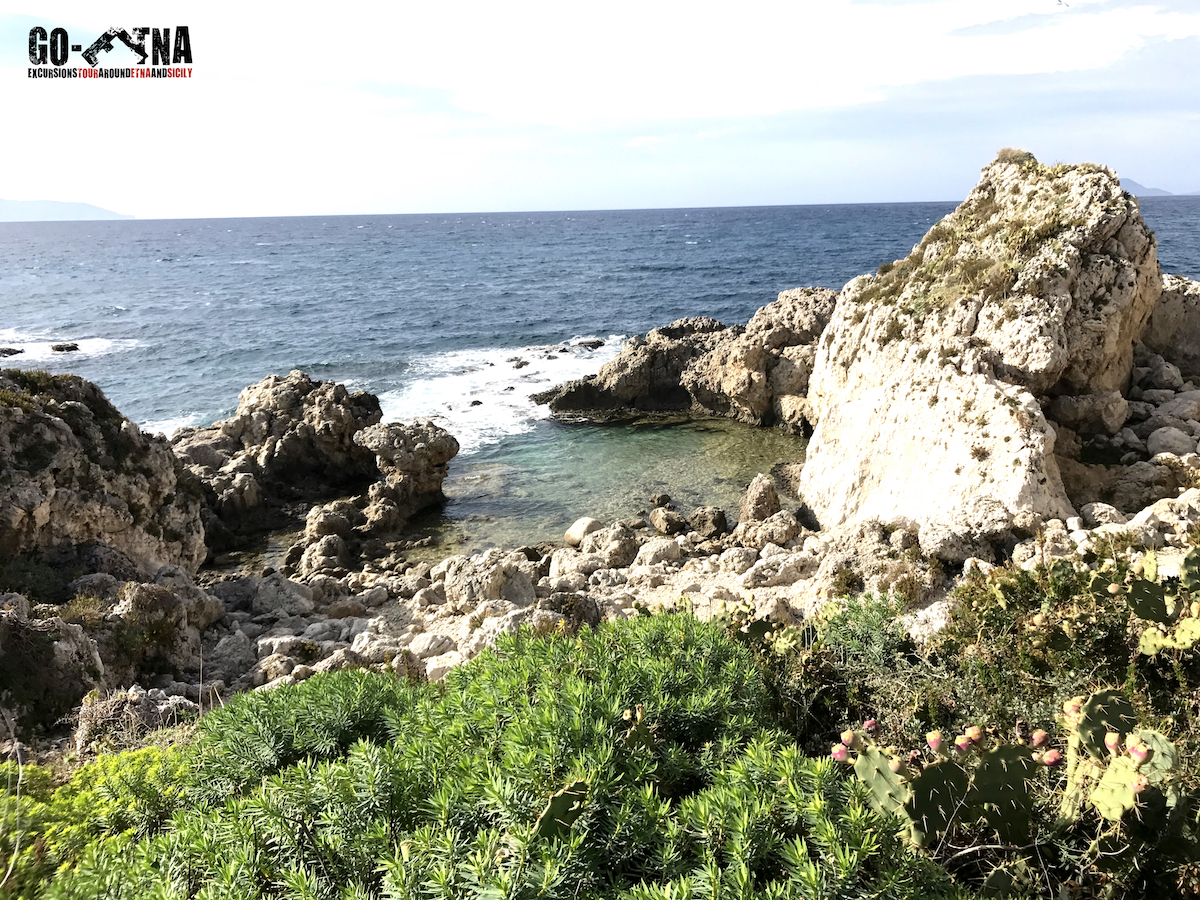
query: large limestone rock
[
  {"left": 535, "top": 289, "right": 837, "bottom": 431},
  {"left": 1142, "top": 274, "right": 1200, "bottom": 379},
  {"left": 800, "top": 152, "right": 1163, "bottom": 559},
  {"left": 172, "top": 370, "right": 383, "bottom": 534},
  {"left": 0, "top": 370, "right": 206, "bottom": 573}
]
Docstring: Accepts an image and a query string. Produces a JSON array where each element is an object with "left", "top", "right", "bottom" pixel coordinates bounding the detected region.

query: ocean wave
[
  {"left": 139, "top": 413, "right": 206, "bottom": 438},
  {"left": 377, "top": 336, "right": 624, "bottom": 454},
  {"left": 0, "top": 330, "right": 136, "bottom": 362}
]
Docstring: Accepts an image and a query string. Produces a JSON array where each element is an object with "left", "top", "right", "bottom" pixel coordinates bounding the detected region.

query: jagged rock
[
  {"left": 206, "top": 629, "right": 256, "bottom": 684},
  {"left": 740, "top": 552, "right": 818, "bottom": 588},
  {"left": 731, "top": 510, "right": 800, "bottom": 551},
  {"left": 633, "top": 538, "right": 682, "bottom": 567},
  {"left": 719, "top": 547, "right": 758, "bottom": 574},
  {"left": 0, "top": 592, "right": 29, "bottom": 619},
  {"left": 739, "top": 474, "right": 781, "bottom": 523},
  {"left": 1080, "top": 502, "right": 1128, "bottom": 527},
  {"left": 535, "top": 317, "right": 730, "bottom": 415},
  {"left": 547, "top": 548, "right": 606, "bottom": 580},
  {"left": 536, "top": 291, "right": 837, "bottom": 431},
  {"left": 578, "top": 523, "right": 640, "bottom": 568},
  {"left": 0, "top": 612, "right": 103, "bottom": 736},
  {"left": 1045, "top": 392, "right": 1128, "bottom": 436},
  {"left": 437, "top": 550, "right": 537, "bottom": 611},
  {"left": 355, "top": 420, "right": 459, "bottom": 524},
  {"left": 1142, "top": 275, "right": 1200, "bottom": 378},
  {"left": 248, "top": 573, "right": 316, "bottom": 618},
  {"left": 74, "top": 685, "right": 199, "bottom": 752},
  {"left": 0, "top": 371, "right": 205, "bottom": 573},
  {"left": 1059, "top": 458, "right": 1192, "bottom": 516},
  {"left": 172, "top": 371, "right": 383, "bottom": 539},
  {"left": 682, "top": 287, "right": 838, "bottom": 428},
  {"left": 801, "top": 152, "right": 1162, "bottom": 556},
  {"left": 409, "top": 633, "right": 456, "bottom": 659}
]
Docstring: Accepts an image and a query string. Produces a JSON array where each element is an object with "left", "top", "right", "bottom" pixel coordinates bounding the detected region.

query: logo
[{"left": 27, "top": 26, "right": 192, "bottom": 80}]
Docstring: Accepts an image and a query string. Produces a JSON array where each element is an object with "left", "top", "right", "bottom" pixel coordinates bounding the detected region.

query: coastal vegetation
[{"left": 6, "top": 544, "right": 1200, "bottom": 898}]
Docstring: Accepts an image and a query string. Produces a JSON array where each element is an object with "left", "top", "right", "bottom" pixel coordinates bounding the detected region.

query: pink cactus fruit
[
  {"left": 863, "top": 718, "right": 878, "bottom": 735},
  {"left": 1041, "top": 749, "right": 1063, "bottom": 766},
  {"left": 1127, "top": 738, "right": 1150, "bottom": 767},
  {"left": 1062, "top": 696, "right": 1085, "bottom": 724},
  {"left": 831, "top": 743, "right": 850, "bottom": 763},
  {"left": 926, "top": 730, "right": 943, "bottom": 753},
  {"left": 1130, "top": 773, "right": 1149, "bottom": 794},
  {"left": 964, "top": 725, "right": 983, "bottom": 745},
  {"left": 954, "top": 734, "right": 973, "bottom": 754},
  {"left": 1030, "top": 729, "right": 1049, "bottom": 749},
  {"left": 1104, "top": 732, "right": 1121, "bottom": 754},
  {"left": 840, "top": 729, "right": 862, "bottom": 751}
]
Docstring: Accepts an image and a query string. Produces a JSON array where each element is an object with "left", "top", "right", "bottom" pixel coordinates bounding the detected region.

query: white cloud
[{"left": 2, "top": 1, "right": 1197, "bottom": 215}]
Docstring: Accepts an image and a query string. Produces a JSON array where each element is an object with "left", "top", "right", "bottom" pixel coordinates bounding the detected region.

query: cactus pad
[
  {"left": 1181, "top": 546, "right": 1200, "bottom": 594},
  {"left": 1132, "top": 729, "right": 1176, "bottom": 784},
  {"left": 969, "top": 745, "right": 1037, "bottom": 843},
  {"left": 1090, "top": 757, "right": 1140, "bottom": 822},
  {"left": 1137, "top": 617, "right": 1200, "bottom": 655},
  {"left": 1126, "top": 579, "right": 1173, "bottom": 624},
  {"left": 533, "top": 780, "right": 589, "bottom": 841},
  {"left": 1077, "top": 690, "right": 1136, "bottom": 760},
  {"left": 854, "top": 743, "right": 912, "bottom": 823},
  {"left": 904, "top": 760, "right": 969, "bottom": 847}
]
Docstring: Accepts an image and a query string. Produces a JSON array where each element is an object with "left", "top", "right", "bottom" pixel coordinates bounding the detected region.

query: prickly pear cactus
[
  {"left": 854, "top": 743, "right": 912, "bottom": 822},
  {"left": 1076, "top": 690, "right": 1136, "bottom": 760},
  {"left": 1138, "top": 615, "right": 1200, "bottom": 655},
  {"left": 1090, "top": 756, "right": 1141, "bottom": 821},
  {"left": 1131, "top": 729, "right": 1176, "bottom": 784},
  {"left": 533, "top": 780, "right": 589, "bottom": 841},
  {"left": 1141, "top": 549, "right": 1159, "bottom": 583},
  {"left": 1126, "top": 579, "right": 1172, "bottom": 624},
  {"left": 904, "top": 761, "right": 969, "bottom": 848},
  {"left": 1181, "top": 546, "right": 1200, "bottom": 594},
  {"left": 970, "top": 745, "right": 1038, "bottom": 842},
  {"left": 623, "top": 705, "right": 654, "bottom": 751}
]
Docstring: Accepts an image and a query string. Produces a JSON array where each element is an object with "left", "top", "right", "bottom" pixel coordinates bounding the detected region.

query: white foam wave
[
  {"left": 378, "top": 336, "right": 625, "bottom": 454},
  {"left": 0, "top": 330, "right": 136, "bottom": 363},
  {"left": 140, "top": 413, "right": 206, "bottom": 438}
]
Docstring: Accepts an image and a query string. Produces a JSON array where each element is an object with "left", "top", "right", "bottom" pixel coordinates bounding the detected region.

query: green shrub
[{"left": 27, "top": 615, "right": 958, "bottom": 899}]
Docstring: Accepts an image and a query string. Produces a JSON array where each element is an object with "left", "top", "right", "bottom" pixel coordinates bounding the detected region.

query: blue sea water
[{"left": 3, "top": 197, "right": 1198, "bottom": 552}]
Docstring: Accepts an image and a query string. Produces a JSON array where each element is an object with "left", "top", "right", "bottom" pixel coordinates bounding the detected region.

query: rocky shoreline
[{"left": 4, "top": 150, "right": 1200, "bottom": 760}]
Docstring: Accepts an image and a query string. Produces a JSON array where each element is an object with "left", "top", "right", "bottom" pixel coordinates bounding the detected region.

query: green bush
[{"left": 18, "top": 615, "right": 958, "bottom": 900}]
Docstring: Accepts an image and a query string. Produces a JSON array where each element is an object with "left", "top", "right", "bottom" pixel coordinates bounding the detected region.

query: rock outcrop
[
  {"left": 1141, "top": 273, "right": 1200, "bottom": 380},
  {"left": 0, "top": 370, "right": 206, "bottom": 573},
  {"left": 284, "top": 420, "right": 459, "bottom": 578},
  {"left": 800, "top": 151, "right": 1163, "bottom": 560},
  {"left": 172, "top": 371, "right": 383, "bottom": 546},
  {"left": 535, "top": 289, "right": 838, "bottom": 431}
]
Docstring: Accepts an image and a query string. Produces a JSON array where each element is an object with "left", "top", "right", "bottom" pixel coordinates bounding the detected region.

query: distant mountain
[
  {"left": 1121, "top": 179, "right": 1174, "bottom": 197},
  {"left": 0, "top": 200, "right": 134, "bottom": 222}
]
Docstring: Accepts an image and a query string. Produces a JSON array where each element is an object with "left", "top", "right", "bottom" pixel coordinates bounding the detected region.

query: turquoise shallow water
[{"left": 411, "top": 416, "right": 807, "bottom": 555}]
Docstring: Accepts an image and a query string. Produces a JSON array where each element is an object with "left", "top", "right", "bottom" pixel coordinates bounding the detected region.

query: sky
[{"left": 1, "top": 0, "right": 1198, "bottom": 218}]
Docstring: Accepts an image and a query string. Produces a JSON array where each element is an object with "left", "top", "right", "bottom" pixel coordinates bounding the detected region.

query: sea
[{"left": 3, "top": 197, "right": 1198, "bottom": 554}]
